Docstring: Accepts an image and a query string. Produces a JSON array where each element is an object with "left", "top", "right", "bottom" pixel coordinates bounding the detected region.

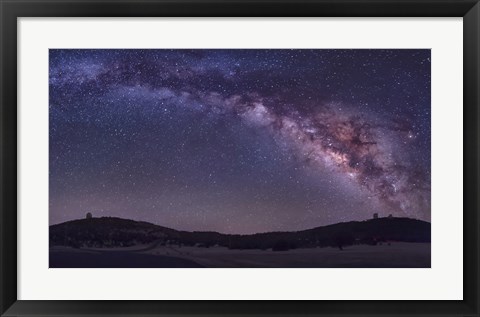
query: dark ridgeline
[{"left": 49, "top": 216, "right": 430, "bottom": 251}]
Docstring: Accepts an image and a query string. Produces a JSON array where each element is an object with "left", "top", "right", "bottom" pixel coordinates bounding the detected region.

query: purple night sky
[{"left": 49, "top": 49, "right": 431, "bottom": 234}]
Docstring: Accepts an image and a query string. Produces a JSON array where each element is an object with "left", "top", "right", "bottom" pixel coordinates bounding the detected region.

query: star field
[{"left": 49, "top": 49, "right": 431, "bottom": 234}]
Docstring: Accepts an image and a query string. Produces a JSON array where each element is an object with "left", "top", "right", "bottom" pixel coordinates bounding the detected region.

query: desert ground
[
  {"left": 49, "top": 246, "right": 202, "bottom": 268},
  {"left": 50, "top": 242, "right": 430, "bottom": 268}
]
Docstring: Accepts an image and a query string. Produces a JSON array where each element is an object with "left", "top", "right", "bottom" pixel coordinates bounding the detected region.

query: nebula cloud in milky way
[{"left": 49, "top": 49, "right": 430, "bottom": 234}]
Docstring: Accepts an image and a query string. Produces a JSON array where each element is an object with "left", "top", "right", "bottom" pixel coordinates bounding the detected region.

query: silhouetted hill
[
  {"left": 50, "top": 216, "right": 430, "bottom": 250},
  {"left": 49, "top": 217, "right": 179, "bottom": 248}
]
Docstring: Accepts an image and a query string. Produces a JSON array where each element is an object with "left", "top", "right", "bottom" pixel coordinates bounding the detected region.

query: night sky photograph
[{"left": 49, "top": 49, "right": 431, "bottom": 268}]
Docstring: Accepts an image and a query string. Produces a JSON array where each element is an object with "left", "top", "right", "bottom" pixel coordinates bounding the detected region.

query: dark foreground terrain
[
  {"left": 49, "top": 216, "right": 430, "bottom": 268},
  {"left": 50, "top": 242, "right": 430, "bottom": 268},
  {"left": 49, "top": 247, "right": 203, "bottom": 268}
]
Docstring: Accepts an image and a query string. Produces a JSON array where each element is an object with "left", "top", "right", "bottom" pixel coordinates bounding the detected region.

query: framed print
[{"left": 1, "top": 0, "right": 479, "bottom": 316}]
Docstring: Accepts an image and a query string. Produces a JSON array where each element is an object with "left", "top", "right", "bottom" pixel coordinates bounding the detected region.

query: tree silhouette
[{"left": 334, "top": 233, "right": 354, "bottom": 250}]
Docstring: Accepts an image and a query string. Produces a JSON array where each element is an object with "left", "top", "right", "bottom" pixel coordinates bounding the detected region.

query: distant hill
[{"left": 49, "top": 216, "right": 430, "bottom": 250}]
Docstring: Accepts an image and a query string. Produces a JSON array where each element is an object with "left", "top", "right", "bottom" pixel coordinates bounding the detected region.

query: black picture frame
[{"left": 1, "top": 0, "right": 479, "bottom": 316}]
